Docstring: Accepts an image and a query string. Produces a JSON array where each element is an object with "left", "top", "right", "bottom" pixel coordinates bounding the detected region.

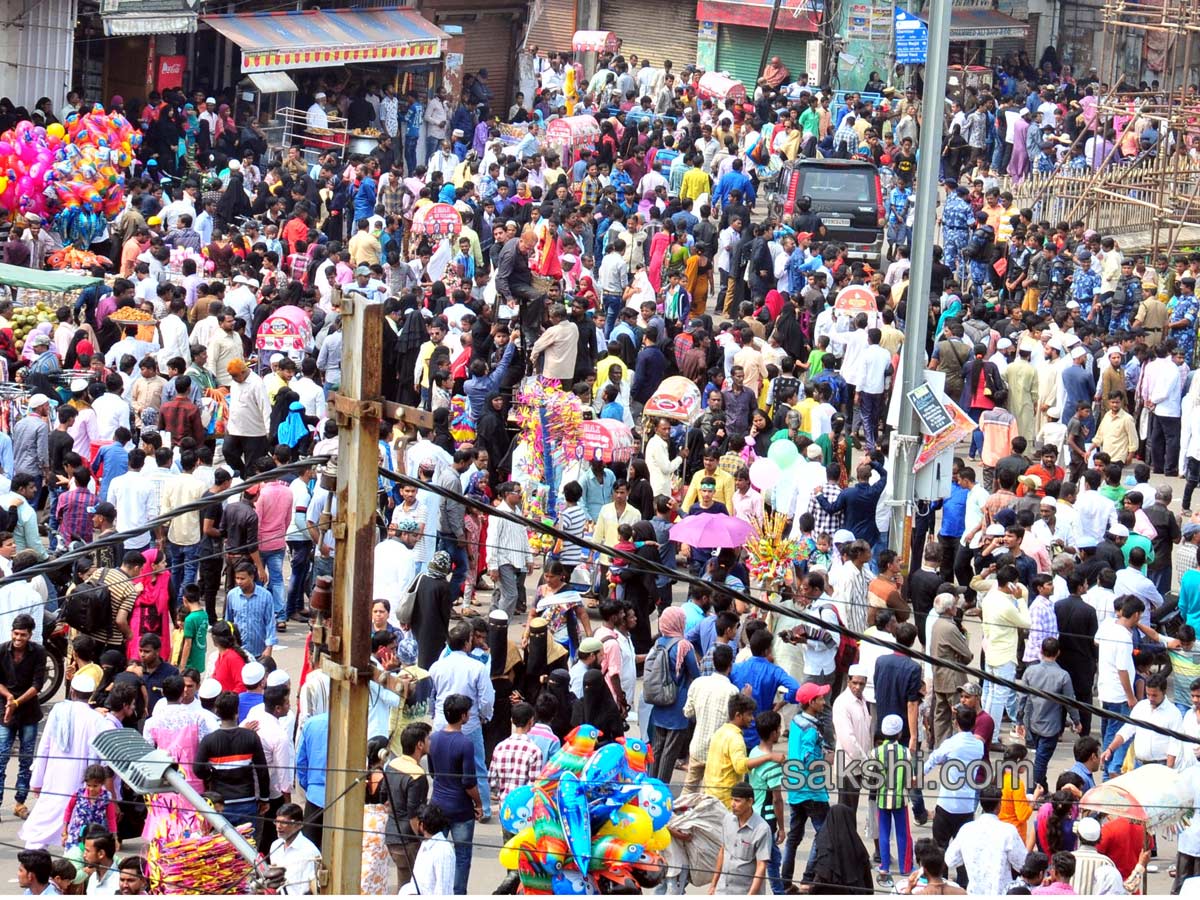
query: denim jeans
[
  {"left": 47, "top": 485, "right": 64, "bottom": 546},
  {"left": 1102, "top": 700, "right": 1131, "bottom": 776},
  {"left": 437, "top": 532, "right": 469, "bottom": 601},
  {"left": 982, "top": 660, "right": 1018, "bottom": 742},
  {"left": 602, "top": 292, "right": 623, "bottom": 338},
  {"left": 449, "top": 818, "right": 475, "bottom": 894},
  {"left": 261, "top": 548, "right": 286, "bottom": 623},
  {"left": 222, "top": 798, "right": 259, "bottom": 829},
  {"left": 467, "top": 727, "right": 491, "bottom": 816},
  {"left": 167, "top": 541, "right": 200, "bottom": 604},
  {"left": 313, "top": 550, "right": 334, "bottom": 581},
  {"left": 404, "top": 136, "right": 419, "bottom": 174},
  {"left": 0, "top": 721, "right": 37, "bottom": 804},
  {"left": 782, "top": 799, "right": 828, "bottom": 883},
  {"left": 767, "top": 840, "right": 785, "bottom": 894},
  {"left": 286, "top": 541, "right": 313, "bottom": 618},
  {"left": 1032, "top": 732, "right": 1058, "bottom": 790}
]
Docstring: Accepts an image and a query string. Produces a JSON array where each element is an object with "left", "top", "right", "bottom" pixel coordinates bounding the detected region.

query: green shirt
[
  {"left": 183, "top": 609, "right": 209, "bottom": 671},
  {"left": 748, "top": 745, "right": 783, "bottom": 829},
  {"left": 1099, "top": 484, "right": 1126, "bottom": 507},
  {"left": 1122, "top": 533, "right": 1154, "bottom": 571},
  {"left": 799, "top": 107, "right": 820, "bottom": 138}
]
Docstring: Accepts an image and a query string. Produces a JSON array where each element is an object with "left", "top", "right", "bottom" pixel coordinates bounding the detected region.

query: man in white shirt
[
  {"left": 485, "top": 482, "right": 532, "bottom": 617},
  {"left": 1103, "top": 671, "right": 1182, "bottom": 769},
  {"left": 1075, "top": 470, "right": 1117, "bottom": 547},
  {"left": 856, "top": 328, "right": 893, "bottom": 453},
  {"left": 423, "top": 88, "right": 449, "bottom": 160},
  {"left": 156, "top": 297, "right": 191, "bottom": 371},
  {"left": 831, "top": 664, "right": 873, "bottom": 815},
  {"left": 945, "top": 786, "right": 1028, "bottom": 895},
  {"left": 1096, "top": 596, "right": 1142, "bottom": 777},
  {"left": 224, "top": 276, "right": 259, "bottom": 324},
  {"left": 291, "top": 358, "right": 327, "bottom": 420},
  {"left": 1143, "top": 343, "right": 1183, "bottom": 476},
  {"left": 106, "top": 448, "right": 155, "bottom": 550},
  {"left": 92, "top": 374, "right": 132, "bottom": 441},
  {"left": 224, "top": 360, "right": 271, "bottom": 476},
  {"left": 159, "top": 185, "right": 198, "bottom": 231},
  {"left": 268, "top": 802, "right": 321, "bottom": 894},
  {"left": 306, "top": 92, "right": 330, "bottom": 131},
  {"left": 373, "top": 521, "right": 419, "bottom": 623},
  {"left": 243, "top": 684, "right": 295, "bottom": 826}
]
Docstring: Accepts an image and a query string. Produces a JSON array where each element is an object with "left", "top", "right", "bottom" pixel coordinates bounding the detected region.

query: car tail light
[{"left": 875, "top": 173, "right": 885, "bottom": 228}]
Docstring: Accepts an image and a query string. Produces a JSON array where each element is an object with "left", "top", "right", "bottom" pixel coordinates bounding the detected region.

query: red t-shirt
[
  {"left": 212, "top": 648, "right": 247, "bottom": 693},
  {"left": 1097, "top": 816, "right": 1145, "bottom": 879}
]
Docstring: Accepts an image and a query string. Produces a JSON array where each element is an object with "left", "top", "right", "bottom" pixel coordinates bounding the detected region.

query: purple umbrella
[{"left": 668, "top": 512, "right": 754, "bottom": 548}]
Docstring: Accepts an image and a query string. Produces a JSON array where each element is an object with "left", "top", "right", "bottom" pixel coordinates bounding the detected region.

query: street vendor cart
[
  {"left": 1080, "top": 764, "right": 1188, "bottom": 893},
  {"left": 255, "top": 304, "right": 314, "bottom": 367}
]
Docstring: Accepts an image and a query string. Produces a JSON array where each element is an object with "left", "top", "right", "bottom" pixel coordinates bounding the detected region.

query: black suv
[{"left": 767, "top": 158, "right": 885, "bottom": 267}]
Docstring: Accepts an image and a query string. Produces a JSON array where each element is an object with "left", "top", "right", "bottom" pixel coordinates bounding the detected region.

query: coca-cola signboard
[{"left": 157, "top": 55, "right": 185, "bottom": 90}]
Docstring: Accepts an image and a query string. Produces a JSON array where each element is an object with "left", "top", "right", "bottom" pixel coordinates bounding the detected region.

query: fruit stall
[{"left": 0, "top": 263, "right": 103, "bottom": 355}]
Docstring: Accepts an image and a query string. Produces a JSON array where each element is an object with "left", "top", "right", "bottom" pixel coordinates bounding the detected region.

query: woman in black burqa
[
  {"left": 394, "top": 304, "right": 429, "bottom": 406},
  {"left": 805, "top": 803, "right": 873, "bottom": 894},
  {"left": 572, "top": 667, "right": 625, "bottom": 745}
]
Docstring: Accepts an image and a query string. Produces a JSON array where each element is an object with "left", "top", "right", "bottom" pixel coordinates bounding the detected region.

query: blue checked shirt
[{"left": 225, "top": 584, "right": 278, "bottom": 658}]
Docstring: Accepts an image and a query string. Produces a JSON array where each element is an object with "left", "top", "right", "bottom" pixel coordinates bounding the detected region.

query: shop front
[
  {"left": 696, "top": 0, "right": 820, "bottom": 91},
  {"left": 202, "top": 7, "right": 451, "bottom": 157},
  {"left": 599, "top": 0, "right": 699, "bottom": 71}
]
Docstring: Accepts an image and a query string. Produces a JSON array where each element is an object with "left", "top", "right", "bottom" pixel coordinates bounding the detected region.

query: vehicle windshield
[{"left": 799, "top": 169, "right": 874, "bottom": 204}]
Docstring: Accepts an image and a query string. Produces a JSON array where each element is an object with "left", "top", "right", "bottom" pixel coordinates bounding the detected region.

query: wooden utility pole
[{"left": 320, "top": 294, "right": 382, "bottom": 893}]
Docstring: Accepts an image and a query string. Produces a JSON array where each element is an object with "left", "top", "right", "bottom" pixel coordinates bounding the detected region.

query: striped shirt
[
  {"left": 873, "top": 739, "right": 912, "bottom": 810},
  {"left": 555, "top": 504, "right": 588, "bottom": 568}
]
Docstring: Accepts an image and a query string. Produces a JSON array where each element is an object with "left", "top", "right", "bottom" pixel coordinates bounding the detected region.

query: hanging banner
[{"left": 913, "top": 396, "right": 975, "bottom": 472}]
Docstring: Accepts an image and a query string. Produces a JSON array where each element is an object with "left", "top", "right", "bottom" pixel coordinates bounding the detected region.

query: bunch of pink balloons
[{"left": 0, "top": 104, "right": 140, "bottom": 244}]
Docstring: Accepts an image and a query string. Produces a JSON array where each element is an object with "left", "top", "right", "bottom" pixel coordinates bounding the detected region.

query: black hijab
[
  {"left": 545, "top": 668, "right": 574, "bottom": 740},
  {"left": 774, "top": 299, "right": 807, "bottom": 359},
  {"left": 432, "top": 408, "right": 454, "bottom": 454},
  {"left": 397, "top": 307, "right": 429, "bottom": 355},
  {"left": 575, "top": 667, "right": 625, "bottom": 745},
  {"left": 807, "top": 804, "right": 872, "bottom": 894},
  {"left": 521, "top": 617, "right": 550, "bottom": 701}
]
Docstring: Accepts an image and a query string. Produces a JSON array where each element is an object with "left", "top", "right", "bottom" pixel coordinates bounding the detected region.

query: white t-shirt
[{"left": 1096, "top": 618, "right": 1135, "bottom": 704}]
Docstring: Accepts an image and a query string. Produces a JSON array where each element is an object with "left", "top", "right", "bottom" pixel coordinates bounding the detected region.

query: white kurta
[{"left": 19, "top": 700, "right": 105, "bottom": 848}]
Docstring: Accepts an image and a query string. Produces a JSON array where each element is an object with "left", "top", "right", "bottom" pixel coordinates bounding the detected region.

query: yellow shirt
[
  {"left": 679, "top": 168, "right": 712, "bottom": 203},
  {"left": 682, "top": 467, "right": 734, "bottom": 511},
  {"left": 794, "top": 397, "right": 818, "bottom": 435},
  {"left": 596, "top": 355, "right": 629, "bottom": 388},
  {"left": 593, "top": 501, "right": 641, "bottom": 565},
  {"left": 705, "top": 722, "right": 750, "bottom": 808},
  {"left": 1092, "top": 409, "right": 1139, "bottom": 463}
]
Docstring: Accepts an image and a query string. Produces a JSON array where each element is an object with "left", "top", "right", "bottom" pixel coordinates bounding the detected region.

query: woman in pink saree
[
  {"left": 647, "top": 219, "right": 672, "bottom": 293},
  {"left": 127, "top": 548, "right": 171, "bottom": 658}
]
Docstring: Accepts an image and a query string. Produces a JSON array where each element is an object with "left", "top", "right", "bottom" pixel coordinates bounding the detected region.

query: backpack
[
  {"left": 642, "top": 638, "right": 681, "bottom": 706},
  {"left": 396, "top": 573, "right": 423, "bottom": 626},
  {"left": 61, "top": 570, "right": 114, "bottom": 636},
  {"left": 815, "top": 601, "right": 859, "bottom": 671}
]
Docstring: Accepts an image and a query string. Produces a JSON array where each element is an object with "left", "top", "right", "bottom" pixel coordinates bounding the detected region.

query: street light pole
[{"left": 887, "top": 0, "right": 951, "bottom": 562}]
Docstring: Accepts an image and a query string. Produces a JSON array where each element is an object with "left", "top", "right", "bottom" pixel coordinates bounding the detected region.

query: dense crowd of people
[{"left": 1, "top": 31, "right": 1200, "bottom": 898}]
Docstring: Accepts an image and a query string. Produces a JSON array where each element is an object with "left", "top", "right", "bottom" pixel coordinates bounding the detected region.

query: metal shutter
[
  {"left": 716, "top": 25, "right": 812, "bottom": 94},
  {"left": 599, "top": 0, "right": 698, "bottom": 70},
  {"left": 525, "top": 0, "right": 577, "bottom": 54},
  {"left": 439, "top": 13, "right": 518, "bottom": 109}
]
